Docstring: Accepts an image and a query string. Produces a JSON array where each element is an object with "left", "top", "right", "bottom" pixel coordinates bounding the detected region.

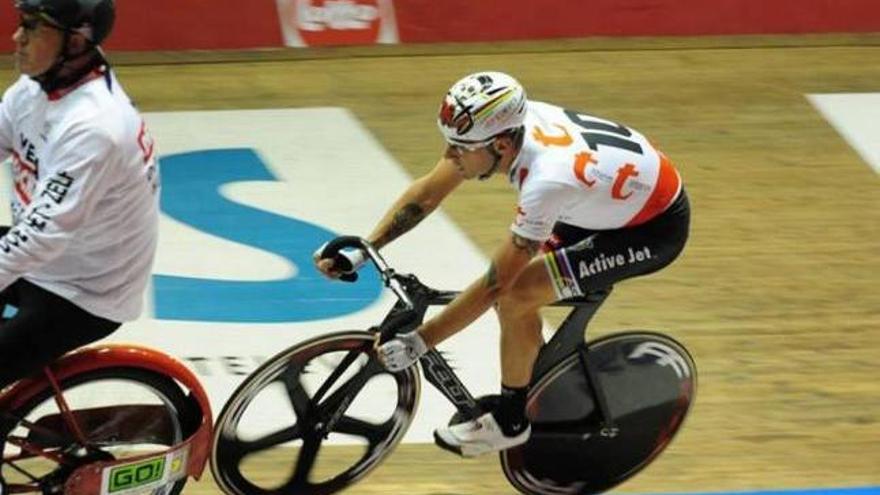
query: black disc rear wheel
[{"left": 501, "top": 331, "right": 697, "bottom": 495}]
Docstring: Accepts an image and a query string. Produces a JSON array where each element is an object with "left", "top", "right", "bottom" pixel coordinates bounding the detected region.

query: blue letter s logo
[{"left": 153, "top": 148, "right": 381, "bottom": 323}]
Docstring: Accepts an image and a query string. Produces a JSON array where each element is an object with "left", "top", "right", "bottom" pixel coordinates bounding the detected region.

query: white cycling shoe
[{"left": 433, "top": 411, "right": 531, "bottom": 457}]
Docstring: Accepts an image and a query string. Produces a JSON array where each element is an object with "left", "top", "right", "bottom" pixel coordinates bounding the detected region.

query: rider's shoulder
[
  {"left": 1, "top": 76, "right": 39, "bottom": 107},
  {"left": 58, "top": 96, "right": 133, "bottom": 145},
  {"left": 517, "top": 163, "right": 576, "bottom": 198}
]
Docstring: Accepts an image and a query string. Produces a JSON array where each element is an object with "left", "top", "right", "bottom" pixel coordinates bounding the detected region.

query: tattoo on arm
[
  {"left": 512, "top": 233, "right": 542, "bottom": 257},
  {"left": 484, "top": 235, "right": 538, "bottom": 295},
  {"left": 376, "top": 203, "right": 425, "bottom": 247},
  {"left": 484, "top": 262, "right": 499, "bottom": 291}
]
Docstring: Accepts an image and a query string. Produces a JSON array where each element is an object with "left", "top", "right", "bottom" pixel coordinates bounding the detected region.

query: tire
[
  {"left": 501, "top": 331, "right": 697, "bottom": 495},
  {"left": 0, "top": 367, "right": 194, "bottom": 495},
  {"left": 211, "top": 331, "right": 420, "bottom": 495}
]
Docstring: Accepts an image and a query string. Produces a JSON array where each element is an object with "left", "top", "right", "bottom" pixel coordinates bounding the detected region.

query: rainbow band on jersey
[{"left": 543, "top": 248, "right": 583, "bottom": 300}]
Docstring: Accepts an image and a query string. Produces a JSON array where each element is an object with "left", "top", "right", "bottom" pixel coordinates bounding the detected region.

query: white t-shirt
[
  {"left": 509, "top": 101, "right": 682, "bottom": 241},
  {"left": 0, "top": 71, "right": 160, "bottom": 322}
]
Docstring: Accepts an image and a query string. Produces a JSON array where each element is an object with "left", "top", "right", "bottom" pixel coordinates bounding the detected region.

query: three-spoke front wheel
[{"left": 211, "top": 331, "right": 420, "bottom": 495}]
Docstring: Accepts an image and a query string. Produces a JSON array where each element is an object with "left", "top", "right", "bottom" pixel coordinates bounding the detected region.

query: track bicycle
[
  {"left": 0, "top": 342, "right": 213, "bottom": 494},
  {"left": 211, "top": 236, "right": 697, "bottom": 495}
]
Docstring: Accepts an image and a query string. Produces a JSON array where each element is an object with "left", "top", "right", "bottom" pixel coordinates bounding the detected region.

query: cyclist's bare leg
[
  {"left": 433, "top": 258, "right": 556, "bottom": 452},
  {"left": 495, "top": 257, "right": 557, "bottom": 388}
]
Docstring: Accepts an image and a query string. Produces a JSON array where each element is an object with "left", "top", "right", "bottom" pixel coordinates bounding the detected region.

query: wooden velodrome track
[{"left": 3, "top": 34, "right": 879, "bottom": 494}]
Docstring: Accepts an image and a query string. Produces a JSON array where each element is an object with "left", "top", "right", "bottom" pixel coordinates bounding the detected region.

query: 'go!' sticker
[{"left": 100, "top": 446, "right": 189, "bottom": 495}]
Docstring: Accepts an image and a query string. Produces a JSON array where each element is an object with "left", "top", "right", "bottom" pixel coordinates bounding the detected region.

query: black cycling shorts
[
  {"left": 542, "top": 189, "right": 690, "bottom": 299},
  {"left": 0, "top": 279, "right": 121, "bottom": 391}
]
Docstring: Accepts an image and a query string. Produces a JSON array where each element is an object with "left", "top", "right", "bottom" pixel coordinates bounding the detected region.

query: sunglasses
[{"left": 448, "top": 138, "right": 496, "bottom": 153}]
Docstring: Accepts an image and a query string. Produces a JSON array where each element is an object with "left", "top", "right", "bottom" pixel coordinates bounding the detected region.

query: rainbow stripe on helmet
[{"left": 473, "top": 88, "right": 516, "bottom": 120}]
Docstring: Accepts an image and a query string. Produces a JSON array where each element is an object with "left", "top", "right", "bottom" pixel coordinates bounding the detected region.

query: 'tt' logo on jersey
[{"left": 612, "top": 163, "right": 639, "bottom": 200}]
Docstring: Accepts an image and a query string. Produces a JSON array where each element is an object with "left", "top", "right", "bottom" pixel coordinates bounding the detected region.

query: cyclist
[
  {"left": 315, "top": 71, "right": 689, "bottom": 457},
  {"left": 0, "top": 0, "right": 158, "bottom": 408}
]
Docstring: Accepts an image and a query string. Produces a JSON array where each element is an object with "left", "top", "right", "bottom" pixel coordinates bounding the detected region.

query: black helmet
[{"left": 16, "top": 0, "right": 115, "bottom": 45}]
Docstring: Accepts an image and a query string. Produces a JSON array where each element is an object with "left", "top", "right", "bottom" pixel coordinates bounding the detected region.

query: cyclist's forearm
[
  {"left": 367, "top": 177, "right": 443, "bottom": 248},
  {"left": 419, "top": 235, "right": 534, "bottom": 347},
  {"left": 419, "top": 275, "right": 497, "bottom": 347},
  {"left": 367, "top": 198, "right": 432, "bottom": 249},
  {"left": 368, "top": 159, "right": 461, "bottom": 249}
]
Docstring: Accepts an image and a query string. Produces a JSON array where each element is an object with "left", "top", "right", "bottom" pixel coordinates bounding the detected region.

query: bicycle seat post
[
  {"left": 576, "top": 344, "right": 618, "bottom": 437},
  {"left": 532, "top": 288, "right": 612, "bottom": 383}
]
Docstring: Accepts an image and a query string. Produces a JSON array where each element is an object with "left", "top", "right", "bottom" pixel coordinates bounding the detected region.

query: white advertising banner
[{"left": 276, "top": 0, "right": 399, "bottom": 47}]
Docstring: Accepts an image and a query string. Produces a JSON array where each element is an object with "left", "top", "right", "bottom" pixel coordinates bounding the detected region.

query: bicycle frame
[
  {"left": 321, "top": 236, "right": 617, "bottom": 429},
  {"left": 0, "top": 344, "right": 213, "bottom": 495},
  {"left": 373, "top": 277, "right": 616, "bottom": 429}
]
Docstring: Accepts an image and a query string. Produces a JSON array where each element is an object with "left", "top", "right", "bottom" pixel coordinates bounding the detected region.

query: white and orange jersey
[{"left": 509, "top": 101, "right": 681, "bottom": 241}]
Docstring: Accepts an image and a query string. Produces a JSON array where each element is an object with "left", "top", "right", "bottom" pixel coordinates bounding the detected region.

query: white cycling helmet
[{"left": 437, "top": 71, "right": 527, "bottom": 148}]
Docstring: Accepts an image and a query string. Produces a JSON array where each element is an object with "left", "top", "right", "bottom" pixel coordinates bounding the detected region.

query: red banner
[
  {"left": 0, "top": 0, "right": 877, "bottom": 53},
  {"left": 395, "top": 0, "right": 880, "bottom": 41},
  {"left": 0, "top": 0, "right": 284, "bottom": 53}
]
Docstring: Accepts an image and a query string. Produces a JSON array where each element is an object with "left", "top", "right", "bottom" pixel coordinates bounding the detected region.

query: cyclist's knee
[{"left": 495, "top": 284, "right": 543, "bottom": 317}]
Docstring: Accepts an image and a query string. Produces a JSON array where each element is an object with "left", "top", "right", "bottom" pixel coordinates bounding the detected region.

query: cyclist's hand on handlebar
[
  {"left": 313, "top": 241, "right": 367, "bottom": 281},
  {"left": 375, "top": 331, "right": 428, "bottom": 372}
]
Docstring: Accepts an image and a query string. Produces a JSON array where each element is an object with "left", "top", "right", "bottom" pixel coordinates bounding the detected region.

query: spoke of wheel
[
  {"left": 238, "top": 423, "right": 304, "bottom": 455},
  {"left": 5, "top": 415, "right": 74, "bottom": 449},
  {"left": 288, "top": 434, "right": 322, "bottom": 489},
  {"left": 311, "top": 348, "right": 366, "bottom": 405},
  {"left": 6, "top": 436, "right": 67, "bottom": 464},
  {"left": 315, "top": 359, "right": 383, "bottom": 421},
  {"left": 4, "top": 458, "right": 41, "bottom": 483},
  {"left": 279, "top": 364, "right": 312, "bottom": 420},
  {"left": 333, "top": 416, "right": 393, "bottom": 446}
]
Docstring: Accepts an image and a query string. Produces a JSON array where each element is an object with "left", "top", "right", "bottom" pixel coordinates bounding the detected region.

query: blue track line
[{"left": 651, "top": 487, "right": 880, "bottom": 495}]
